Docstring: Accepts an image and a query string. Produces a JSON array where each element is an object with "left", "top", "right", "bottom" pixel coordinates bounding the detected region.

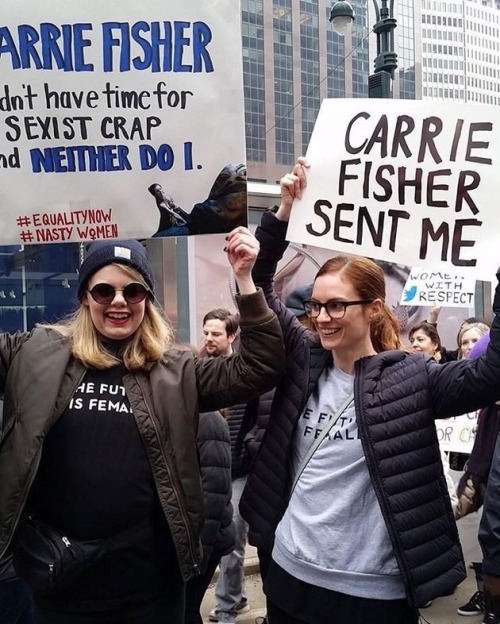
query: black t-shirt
[{"left": 26, "top": 365, "right": 180, "bottom": 609}]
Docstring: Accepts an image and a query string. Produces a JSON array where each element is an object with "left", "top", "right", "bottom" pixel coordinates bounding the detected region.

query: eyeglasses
[
  {"left": 88, "top": 282, "right": 149, "bottom": 305},
  {"left": 303, "top": 299, "right": 374, "bottom": 319}
]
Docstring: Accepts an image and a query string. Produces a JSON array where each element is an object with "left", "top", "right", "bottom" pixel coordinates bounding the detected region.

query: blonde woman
[
  {"left": 458, "top": 322, "right": 491, "bottom": 359},
  {"left": 0, "top": 236, "right": 283, "bottom": 624}
]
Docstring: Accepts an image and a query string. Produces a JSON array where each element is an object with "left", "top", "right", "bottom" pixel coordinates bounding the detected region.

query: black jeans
[
  {"left": 34, "top": 584, "right": 185, "bottom": 624},
  {"left": 264, "top": 562, "right": 419, "bottom": 624},
  {"left": 0, "top": 578, "right": 35, "bottom": 624},
  {"left": 267, "top": 597, "right": 419, "bottom": 624},
  {"left": 184, "top": 552, "right": 221, "bottom": 624}
]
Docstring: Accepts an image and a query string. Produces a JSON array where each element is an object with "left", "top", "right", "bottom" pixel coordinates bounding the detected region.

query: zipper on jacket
[
  {"left": 353, "top": 359, "right": 417, "bottom": 607},
  {"left": 132, "top": 377, "right": 200, "bottom": 577}
]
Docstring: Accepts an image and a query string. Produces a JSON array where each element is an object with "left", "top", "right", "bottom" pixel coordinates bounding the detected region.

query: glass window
[{"left": 0, "top": 244, "right": 80, "bottom": 332}]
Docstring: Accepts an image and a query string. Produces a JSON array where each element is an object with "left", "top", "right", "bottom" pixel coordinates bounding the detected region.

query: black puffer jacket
[
  {"left": 243, "top": 388, "right": 275, "bottom": 461},
  {"left": 240, "top": 210, "right": 500, "bottom": 608},
  {"left": 197, "top": 411, "right": 235, "bottom": 571},
  {"left": 225, "top": 401, "right": 252, "bottom": 479}
]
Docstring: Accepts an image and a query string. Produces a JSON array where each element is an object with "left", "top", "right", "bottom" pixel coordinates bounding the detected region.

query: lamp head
[{"left": 329, "top": 1, "right": 355, "bottom": 36}]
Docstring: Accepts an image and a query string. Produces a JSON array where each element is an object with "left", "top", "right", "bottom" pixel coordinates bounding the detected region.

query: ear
[
  {"left": 228, "top": 333, "right": 236, "bottom": 345},
  {"left": 82, "top": 293, "right": 90, "bottom": 307},
  {"left": 369, "top": 299, "right": 383, "bottom": 320}
]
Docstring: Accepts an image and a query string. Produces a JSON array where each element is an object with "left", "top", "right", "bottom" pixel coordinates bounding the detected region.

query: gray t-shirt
[{"left": 273, "top": 365, "right": 405, "bottom": 599}]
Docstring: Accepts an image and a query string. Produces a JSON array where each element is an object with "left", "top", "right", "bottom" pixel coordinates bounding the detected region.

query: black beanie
[{"left": 77, "top": 240, "right": 154, "bottom": 300}]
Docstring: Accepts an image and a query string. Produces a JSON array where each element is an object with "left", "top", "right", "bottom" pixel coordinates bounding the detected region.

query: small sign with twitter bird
[{"left": 400, "top": 267, "right": 477, "bottom": 308}]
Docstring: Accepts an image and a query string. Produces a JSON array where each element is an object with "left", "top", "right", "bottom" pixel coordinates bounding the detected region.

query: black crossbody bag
[
  {"left": 13, "top": 514, "right": 148, "bottom": 596},
  {"left": 13, "top": 515, "right": 106, "bottom": 595}
]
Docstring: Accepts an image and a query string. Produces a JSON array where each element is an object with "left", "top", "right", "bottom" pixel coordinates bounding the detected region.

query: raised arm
[
  {"left": 426, "top": 305, "right": 441, "bottom": 326},
  {"left": 196, "top": 227, "right": 284, "bottom": 413},
  {"left": 252, "top": 158, "right": 312, "bottom": 354},
  {"left": 275, "top": 156, "right": 310, "bottom": 222},
  {"left": 428, "top": 273, "right": 500, "bottom": 416}
]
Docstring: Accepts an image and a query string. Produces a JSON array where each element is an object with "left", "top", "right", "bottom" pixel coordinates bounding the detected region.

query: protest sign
[
  {"left": 0, "top": 0, "right": 246, "bottom": 243},
  {"left": 287, "top": 99, "right": 500, "bottom": 280},
  {"left": 436, "top": 412, "right": 478, "bottom": 454},
  {"left": 400, "top": 267, "right": 476, "bottom": 308}
]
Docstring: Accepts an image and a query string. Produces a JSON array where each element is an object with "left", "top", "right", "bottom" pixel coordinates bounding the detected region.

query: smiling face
[
  {"left": 84, "top": 264, "right": 146, "bottom": 341},
  {"left": 410, "top": 329, "right": 438, "bottom": 356},
  {"left": 310, "top": 272, "right": 381, "bottom": 359}
]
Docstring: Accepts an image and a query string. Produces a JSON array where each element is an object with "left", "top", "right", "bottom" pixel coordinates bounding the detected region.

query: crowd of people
[{"left": 2, "top": 158, "right": 500, "bottom": 624}]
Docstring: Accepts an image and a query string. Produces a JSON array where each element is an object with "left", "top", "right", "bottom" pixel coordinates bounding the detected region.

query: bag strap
[{"left": 290, "top": 392, "right": 354, "bottom": 496}]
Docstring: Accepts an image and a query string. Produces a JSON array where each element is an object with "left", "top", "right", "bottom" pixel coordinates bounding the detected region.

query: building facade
[
  {"left": 244, "top": 0, "right": 422, "bottom": 184},
  {"left": 421, "top": 0, "right": 500, "bottom": 104}
]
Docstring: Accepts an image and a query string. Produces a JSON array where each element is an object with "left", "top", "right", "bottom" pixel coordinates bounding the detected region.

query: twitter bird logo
[{"left": 403, "top": 286, "right": 417, "bottom": 302}]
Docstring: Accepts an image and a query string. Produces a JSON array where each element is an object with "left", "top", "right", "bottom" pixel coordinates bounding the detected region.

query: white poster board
[
  {"left": 436, "top": 412, "right": 479, "bottom": 454},
  {"left": 0, "top": 0, "right": 246, "bottom": 243},
  {"left": 287, "top": 99, "right": 500, "bottom": 281},
  {"left": 400, "top": 267, "right": 476, "bottom": 308}
]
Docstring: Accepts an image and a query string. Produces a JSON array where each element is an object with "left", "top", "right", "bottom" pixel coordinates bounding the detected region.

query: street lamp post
[{"left": 329, "top": 0, "right": 398, "bottom": 98}]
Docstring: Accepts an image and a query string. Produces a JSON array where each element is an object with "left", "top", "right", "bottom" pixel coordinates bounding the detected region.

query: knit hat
[
  {"left": 284, "top": 283, "right": 313, "bottom": 317},
  {"left": 77, "top": 240, "right": 154, "bottom": 300}
]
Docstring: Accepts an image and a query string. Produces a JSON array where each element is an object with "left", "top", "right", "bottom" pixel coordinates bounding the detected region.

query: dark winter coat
[
  {"left": 240, "top": 210, "right": 500, "bottom": 608},
  {"left": 197, "top": 411, "right": 235, "bottom": 571},
  {"left": 222, "top": 336, "right": 274, "bottom": 479},
  {"left": 0, "top": 401, "right": 15, "bottom": 582},
  {"left": 0, "top": 289, "right": 284, "bottom": 582},
  {"left": 479, "top": 417, "right": 500, "bottom": 576},
  {"left": 225, "top": 400, "right": 252, "bottom": 479},
  {"left": 243, "top": 388, "right": 275, "bottom": 460}
]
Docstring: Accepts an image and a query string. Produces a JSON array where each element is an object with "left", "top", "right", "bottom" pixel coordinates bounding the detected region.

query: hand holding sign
[
  {"left": 286, "top": 99, "right": 500, "bottom": 280},
  {"left": 276, "top": 157, "right": 309, "bottom": 222},
  {"left": 225, "top": 226, "right": 259, "bottom": 294}
]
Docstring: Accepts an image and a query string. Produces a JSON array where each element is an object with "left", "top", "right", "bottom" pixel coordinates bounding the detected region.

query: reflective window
[{"left": 0, "top": 243, "right": 80, "bottom": 332}]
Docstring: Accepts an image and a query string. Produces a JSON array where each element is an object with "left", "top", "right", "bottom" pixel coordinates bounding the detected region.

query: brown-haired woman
[
  {"left": 238, "top": 158, "right": 500, "bottom": 624},
  {"left": 408, "top": 322, "right": 443, "bottom": 361}
]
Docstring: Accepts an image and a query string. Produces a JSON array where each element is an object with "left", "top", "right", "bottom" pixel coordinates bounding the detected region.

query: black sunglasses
[{"left": 88, "top": 282, "right": 149, "bottom": 305}]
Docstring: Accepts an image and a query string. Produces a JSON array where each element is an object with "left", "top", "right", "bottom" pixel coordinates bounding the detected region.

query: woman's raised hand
[
  {"left": 225, "top": 226, "right": 260, "bottom": 294},
  {"left": 276, "top": 156, "right": 310, "bottom": 222}
]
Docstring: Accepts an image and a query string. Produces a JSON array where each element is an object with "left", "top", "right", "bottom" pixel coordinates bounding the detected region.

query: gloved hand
[{"left": 484, "top": 574, "right": 500, "bottom": 615}]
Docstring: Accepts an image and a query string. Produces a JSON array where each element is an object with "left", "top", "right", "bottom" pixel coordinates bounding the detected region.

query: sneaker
[
  {"left": 483, "top": 613, "right": 500, "bottom": 624},
  {"left": 208, "top": 599, "right": 250, "bottom": 622},
  {"left": 457, "top": 590, "right": 485, "bottom": 616}
]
